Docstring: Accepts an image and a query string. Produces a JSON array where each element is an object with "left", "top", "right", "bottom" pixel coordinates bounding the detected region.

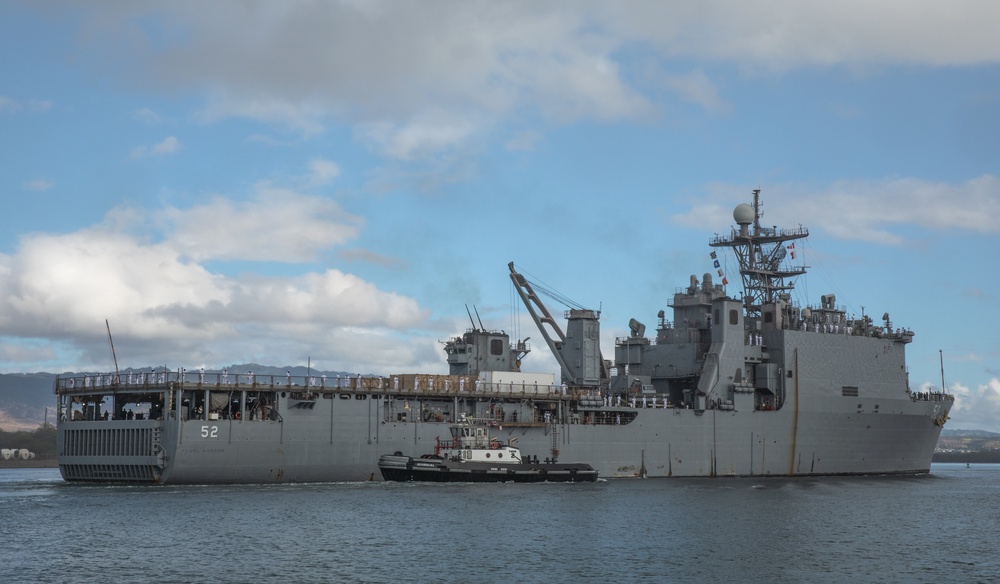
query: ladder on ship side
[{"left": 549, "top": 421, "right": 559, "bottom": 462}]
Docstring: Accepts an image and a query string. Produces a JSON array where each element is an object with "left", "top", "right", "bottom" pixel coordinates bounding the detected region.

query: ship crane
[{"left": 508, "top": 262, "right": 610, "bottom": 387}]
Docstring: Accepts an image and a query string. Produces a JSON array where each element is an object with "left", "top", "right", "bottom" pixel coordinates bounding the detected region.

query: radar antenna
[{"left": 709, "top": 189, "right": 809, "bottom": 317}]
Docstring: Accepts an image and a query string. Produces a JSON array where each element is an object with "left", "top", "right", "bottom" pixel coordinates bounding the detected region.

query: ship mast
[{"left": 709, "top": 189, "right": 809, "bottom": 317}]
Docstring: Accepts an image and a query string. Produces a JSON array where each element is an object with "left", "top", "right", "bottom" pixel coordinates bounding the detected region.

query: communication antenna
[
  {"left": 105, "top": 319, "right": 120, "bottom": 385},
  {"left": 939, "top": 350, "right": 947, "bottom": 394},
  {"left": 472, "top": 305, "right": 485, "bottom": 330},
  {"left": 464, "top": 304, "right": 486, "bottom": 331},
  {"left": 465, "top": 304, "right": 478, "bottom": 330}
]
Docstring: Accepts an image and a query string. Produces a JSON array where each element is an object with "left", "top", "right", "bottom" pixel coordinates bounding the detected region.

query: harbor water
[{"left": 1, "top": 464, "right": 997, "bottom": 583}]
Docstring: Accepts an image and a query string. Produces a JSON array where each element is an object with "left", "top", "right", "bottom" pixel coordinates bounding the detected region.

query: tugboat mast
[{"left": 710, "top": 189, "right": 809, "bottom": 317}]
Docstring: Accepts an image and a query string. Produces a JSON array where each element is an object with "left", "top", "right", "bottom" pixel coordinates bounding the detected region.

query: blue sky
[{"left": 2, "top": 2, "right": 999, "bottom": 430}]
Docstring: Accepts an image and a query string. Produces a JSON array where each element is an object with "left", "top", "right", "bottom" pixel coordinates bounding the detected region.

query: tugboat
[{"left": 378, "top": 414, "right": 598, "bottom": 483}]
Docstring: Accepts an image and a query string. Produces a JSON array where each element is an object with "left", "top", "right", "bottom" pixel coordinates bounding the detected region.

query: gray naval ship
[{"left": 53, "top": 191, "right": 953, "bottom": 483}]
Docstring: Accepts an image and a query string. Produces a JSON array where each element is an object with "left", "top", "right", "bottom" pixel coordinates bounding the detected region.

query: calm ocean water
[{"left": 1, "top": 464, "right": 997, "bottom": 584}]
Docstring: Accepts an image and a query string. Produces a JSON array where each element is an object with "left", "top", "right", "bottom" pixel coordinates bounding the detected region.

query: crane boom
[
  {"left": 508, "top": 263, "right": 574, "bottom": 383},
  {"left": 508, "top": 262, "right": 609, "bottom": 386}
]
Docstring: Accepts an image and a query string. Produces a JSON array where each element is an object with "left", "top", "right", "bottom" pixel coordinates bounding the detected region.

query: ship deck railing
[
  {"left": 53, "top": 372, "right": 595, "bottom": 402},
  {"left": 908, "top": 390, "right": 954, "bottom": 402}
]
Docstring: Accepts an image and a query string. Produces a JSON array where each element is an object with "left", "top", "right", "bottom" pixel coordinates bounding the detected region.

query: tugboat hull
[{"left": 378, "top": 454, "right": 598, "bottom": 483}]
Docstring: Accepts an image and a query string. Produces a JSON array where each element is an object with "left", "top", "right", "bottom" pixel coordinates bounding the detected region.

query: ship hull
[{"left": 55, "top": 385, "right": 950, "bottom": 483}]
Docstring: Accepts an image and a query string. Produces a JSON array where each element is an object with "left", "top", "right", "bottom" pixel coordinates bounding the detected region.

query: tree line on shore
[{"left": 0, "top": 424, "right": 56, "bottom": 459}]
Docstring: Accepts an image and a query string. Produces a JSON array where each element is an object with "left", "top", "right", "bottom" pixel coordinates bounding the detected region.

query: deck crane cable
[{"left": 515, "top": 264, "right": 589, "bottom": 311}]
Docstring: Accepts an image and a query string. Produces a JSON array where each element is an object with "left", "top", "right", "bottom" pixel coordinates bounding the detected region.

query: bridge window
[
  {"left": 491, "top": 339, "right": 503, "bottom": 355},
  {"left": 729, "top": 309, "right": 739, "bottom": 325}
]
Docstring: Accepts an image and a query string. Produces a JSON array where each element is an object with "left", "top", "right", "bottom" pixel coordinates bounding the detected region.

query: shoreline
[{"left": 0, "top": 459, "right": 58, "bottom": 469}]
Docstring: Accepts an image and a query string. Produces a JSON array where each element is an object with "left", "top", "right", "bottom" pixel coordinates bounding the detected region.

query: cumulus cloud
[
  {"left": 130, "top": 135, "right": 181, "bottom": 159},
  {"left": 161, "top": 183, "right": 361, "bottom": 262},
  {"left": 936, "top": 378, "right": 1000, "bottom": 432},
  {"left": 0, "top": 187, "right": 435, "bottom": 373},
  {"left": 673, "top": 175, "right": 1000, "bottom": 244}
]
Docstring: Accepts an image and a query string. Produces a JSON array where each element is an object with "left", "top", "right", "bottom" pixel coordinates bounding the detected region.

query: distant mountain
[
  {"left": 936, "top": 428, "right": 1000, "bottom": 454},
  {"left": 0, "top": 373, "right": 58, "bottom": 431},
  {"left": 939, "top": 428, "right": 1000, "bottom": 439},
  {"left": 0, "top": 365, "right": 356, "bottom": 431}
]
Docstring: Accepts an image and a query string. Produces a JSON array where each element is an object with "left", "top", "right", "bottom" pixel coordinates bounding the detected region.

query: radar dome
[{"left": 733, "top": 203, "right": 754, "bottom": 225}]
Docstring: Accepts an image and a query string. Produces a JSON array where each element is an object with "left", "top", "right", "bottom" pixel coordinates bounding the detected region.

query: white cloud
[
  {"left": 71, "top": 3, "right": 1000, "bottom": 125},
  {"left": 337, "top": 248, "right": 406, "bottom": 269},
  {"left": 23, "top": 179, "right": 55, "bottom": 192},
  {"left": 937, "top": 378, "right": 1000, "bottom": 432},
  {"left": 10, "top": 1, "right": 987, "bottom": 184},
  {"left": 198, "top": 92, "right": 327, "bottom": 134},
  {"left": 357, "top": 115, "right": 481, "bottom": 161},
  {"left": 305, "top": 158, "right": 340, "bottom": 186},
  {"left": 71, "top": 3, "right": 657, "bottom": 156},
  {"left": 64, "top": 1, "right": 1000, "bottom": 162},
  {"left": 0, "top": 341, "right": 56, "bottom": 363},
  {"left": 661, "top": 70, "right": 730, "bottom": 113},
  {"left": 506, "top": 130, "right": 543, "bottom": 152},
  {"left": 674, "top": 175, "right": 1000, "bottom": 245},
  {"left": 597, "top": 1, "right": 1000, "bottom": 69},
  {"left": 153, "top": 135, "right": 180, "bottom": 155},
  {"left": 161, "top": 184, "right": 361, "bottom": 262},
  {"left": 130, "top": 135, "right": 181, "bottom": 159},
  {"left": 0, "top": 189, "right": 434, "bottom": 373}
]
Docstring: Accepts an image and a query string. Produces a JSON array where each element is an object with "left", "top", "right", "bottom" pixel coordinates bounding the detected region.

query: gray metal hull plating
[{"left": 57, "top": 394, "right": 946, "bottom": 484}]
